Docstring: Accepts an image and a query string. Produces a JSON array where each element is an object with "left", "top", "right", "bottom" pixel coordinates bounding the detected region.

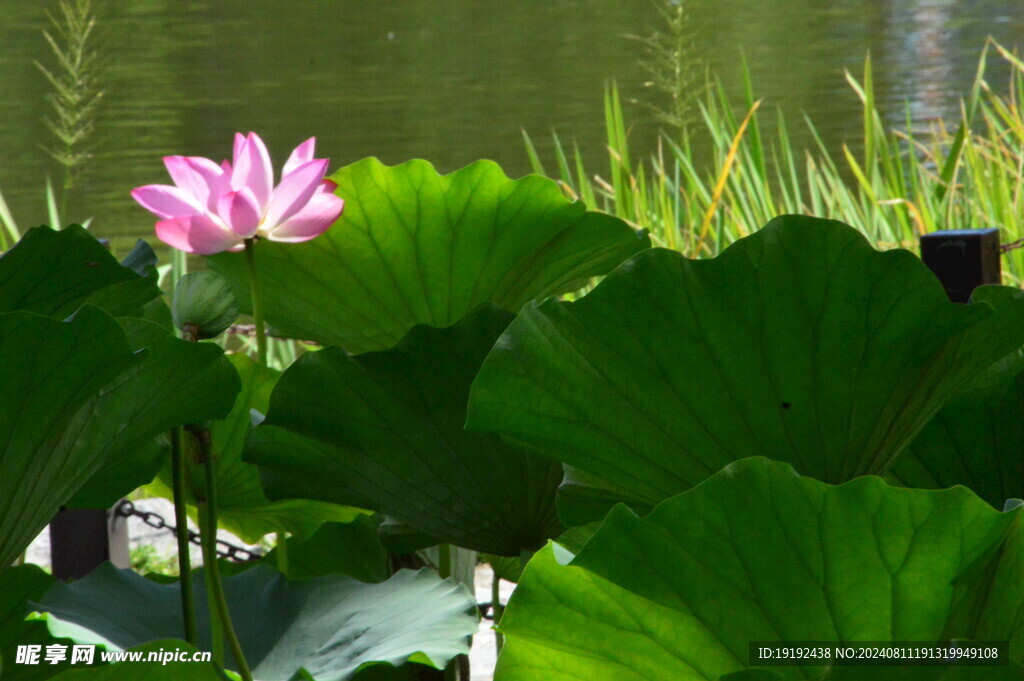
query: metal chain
[
  {"left": 1000, "top": 238, "right": 1024, "bottom": 253},
  {"left": 114, "top": 500, "right": 262, "bottom": 563}
]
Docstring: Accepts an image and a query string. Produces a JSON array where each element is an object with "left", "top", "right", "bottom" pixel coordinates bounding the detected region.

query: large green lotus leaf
[
  {"left": 208, "top": 158, "right": 650, "bottom": 353},
  {"left": 262, "top": 516, "right": 390, "bottom": 583},
  {"left": 67, "top": 318, "right": 241, "bottom": 508},
  {"left": 147, "top": 352, "right": 363, "bottom": 543},
  {"left": 81, "top": 241, "right": 163, "bottom": 319},
  {"left": 481, "top": 552, "right": 529, "bottom": 584},
  {"left": 890, "top": 360, "right": 1024, "bottom": 510},
  {"left": 555, "top": 464, "right": 654, "bottom": 528},
  {"left": 468, "top": 215, "right": 1024, "bottom": 513},
  {"left": 0, "top": 308, "right": 142, "bottom": 572},
  {"left": 0, "top": 566, "right": 52, "bottom": 665},
  {"left": 248, "top": 305, "right": 564, "bottom": 555},
  {"left": 0, "top": 226, "right": 160, "bottom": 319},
  {"left": 0, "top": 566, "right": 76, "bottom": 681},
  {"left": 378, "top": 517, "right": 442, "bottom": 555},
  {"left": 0, "top": 227, "right": 231, "bottom": 513},
  {"left": 495, "top": 457, "right": 1024, "bottom": 681},
  {"left": 33, "top": 564, "right": 477, "bottom": 681},
  {"left": 717, "top": 673, "right": 789, "bottom": 681}
]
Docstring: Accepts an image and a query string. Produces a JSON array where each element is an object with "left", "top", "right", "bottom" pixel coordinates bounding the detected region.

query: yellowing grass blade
[{"left": 691, "top": 99, "right": 762, "bottom": 257}]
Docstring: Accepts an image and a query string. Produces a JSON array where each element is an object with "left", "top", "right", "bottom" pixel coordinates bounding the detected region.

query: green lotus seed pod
[{"left": 172, "top": 271, "right": 238, "bottom": 339}]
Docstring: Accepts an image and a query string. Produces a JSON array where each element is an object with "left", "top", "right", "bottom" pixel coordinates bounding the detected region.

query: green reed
[{"left": 525, "top": 40, "right": 1024, "bottom": 283}]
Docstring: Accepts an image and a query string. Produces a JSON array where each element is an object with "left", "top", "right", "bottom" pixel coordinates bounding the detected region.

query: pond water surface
[{"left": 0, "top": 1, "right": 1022, "bottom": 251}]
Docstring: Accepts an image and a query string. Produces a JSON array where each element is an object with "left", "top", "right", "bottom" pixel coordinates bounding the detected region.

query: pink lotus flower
[{"left": 132, "top": 132, "right": 344, "bottom": 254}]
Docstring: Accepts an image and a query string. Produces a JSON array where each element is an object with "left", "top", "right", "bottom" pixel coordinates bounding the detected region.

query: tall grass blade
[
  {"left": 46, "top": 176, "right": 61, "bottom": 229},
  {"left": 0, "top": 186, "right": 20, "bottom": 249},
  {"left": 521, "top": 129, "right": 546, "bottom": 176},
  {"left": 936, "top": 40, "right": 989, "bottom": 202},
  {"left": 691, "top": 99, "right": 761, "bottom": 257}
]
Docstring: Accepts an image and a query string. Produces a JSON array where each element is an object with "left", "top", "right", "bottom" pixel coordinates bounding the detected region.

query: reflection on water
[
  {"left": 0, "top": 0, "right": 1021, "bottom": 250},
  {"left": 906, "top": 0, "right": 957, "bottom": 121}
]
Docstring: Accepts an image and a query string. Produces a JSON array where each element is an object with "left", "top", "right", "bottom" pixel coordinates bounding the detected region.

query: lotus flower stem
[
  {"left": 438, "top": 543, "right": 452, "bottom": 579},
  {"left": 197, "top": 503, "right": 224, "bottom": 663},
  {"left": 437, "top": 544, "right": 458, "bottom": 681},
  {"left": 243, "top": 238, "right": 267, "bottom": 368},
  {"left": 170, "top": 263, "right": 198, "bottom": 647},
  {"left": 194, "top": 426, "right": 254, "bottom": 681},
  {"left": 169, "top": 426, "right": 198, "bottom": 647},
  {"left": 243, "top": 238, "right": 289, "bottom": 573}
]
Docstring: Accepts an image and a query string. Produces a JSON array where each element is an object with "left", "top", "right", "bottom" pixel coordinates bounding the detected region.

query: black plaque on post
[{"left": 919, "top": 229, "right": 1001, "bottom": 303}]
